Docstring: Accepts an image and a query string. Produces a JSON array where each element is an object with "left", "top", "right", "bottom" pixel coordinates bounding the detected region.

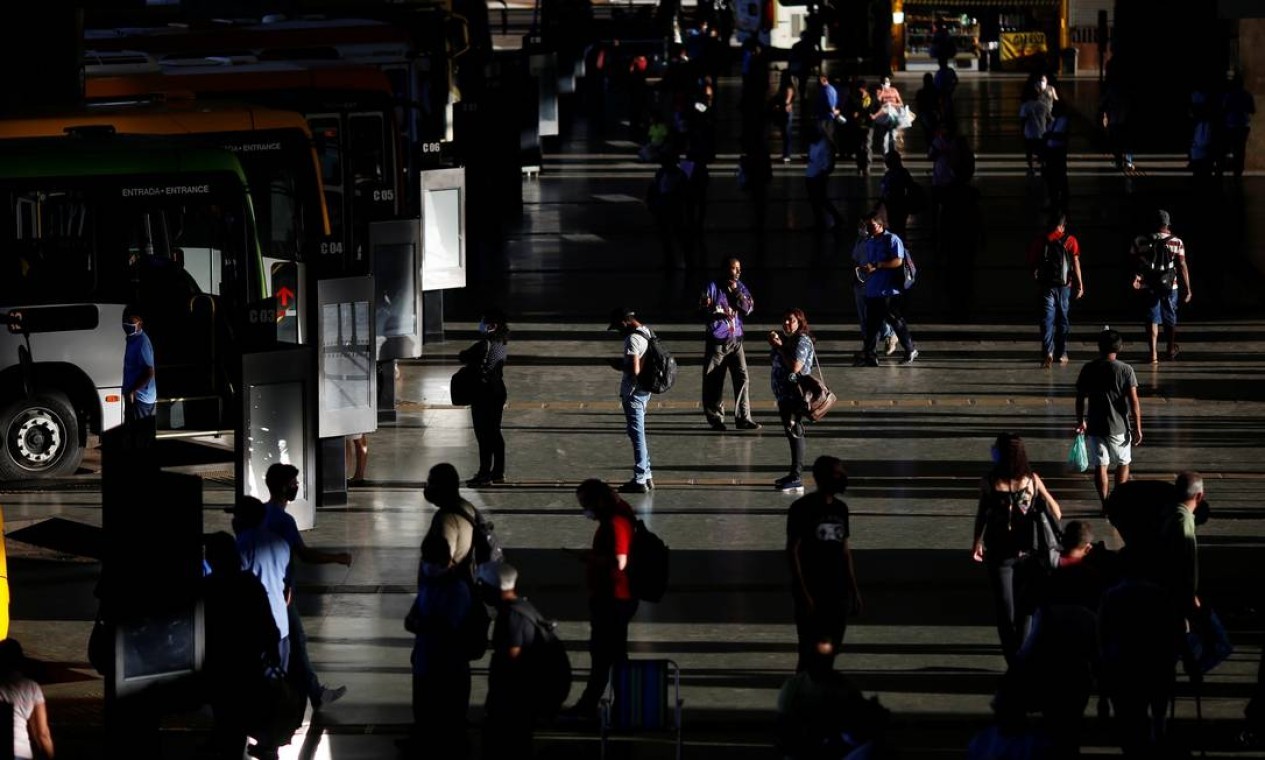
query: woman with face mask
[
  {"left": 460, "top": 308, "right": 510, "bottom": 487},
  {"left": 971, "top": 433, "right": 1063, "bottom": 664},
  {"left": 565, "top": 479, "right": 639, "bottom": 718}
]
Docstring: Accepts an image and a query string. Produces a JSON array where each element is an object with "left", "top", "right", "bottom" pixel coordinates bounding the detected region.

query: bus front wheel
[{"left": 0, "top": 393, "right": 84, "bottom": 480}]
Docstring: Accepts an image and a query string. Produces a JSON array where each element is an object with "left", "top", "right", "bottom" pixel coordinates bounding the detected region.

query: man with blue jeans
[
  {"left": 1028, "top": 213, "right": 1084, "bottom": 368},
  {"left": 1131, "top": 209, "right": 1191, "bottom": 364},
  {"left": 122, "top": 307, "right": 157, "bottom": 421},
  {"left": 857, "top": 213, "right": 917, "bottom": 366},
  {"left": 851, "top": 222, "right": 895, "bottom": 362},
  {"left": 609, "top": 308, "right": 654, "bottom": 494}
]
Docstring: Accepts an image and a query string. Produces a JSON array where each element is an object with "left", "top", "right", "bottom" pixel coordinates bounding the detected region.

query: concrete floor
[{"left": 5, "top": 69, "right": 1265, "bottom": 758}]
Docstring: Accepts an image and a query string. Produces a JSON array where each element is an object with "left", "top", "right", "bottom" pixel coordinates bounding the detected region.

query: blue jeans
[
  {"left": 1040, "top": 285, "right": 1072, "bottom": 359},
  {"left": 621, "top": 390, "right": 652, "bottom": 483},
  {"left": 1143, "top": 288, "right": 1179, "bottom": 327}
]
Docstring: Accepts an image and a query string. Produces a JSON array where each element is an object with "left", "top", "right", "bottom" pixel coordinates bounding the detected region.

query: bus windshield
[
  {"left": 2, "top": 175, "right": 256, "bottom": 310},
  {"left": 220, "top": 129, "right": 325, "bottom": 262}
]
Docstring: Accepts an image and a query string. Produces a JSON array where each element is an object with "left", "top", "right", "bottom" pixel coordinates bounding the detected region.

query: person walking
[
  {"left": 787, "top": 455, "right": 861, "bottom": 673},
  {"left": 851, "top": 221, "right": 897, "bottom": 362},
  {"left": 1130, "top": 209, "right": 1191, "bottom": 364},
  {"left": 1075, "top": 328, "right": 1143, "bottom": 511},
  {"left": 1019, "top": 87, "right": 1050, "bottom": 174},
  {"left": 856, "top": 212, "right": 917, "bottom": 366},
  {"left": 814, "top": 73, "right": 842, "bottom": 138},
  {"left": 608, "top": 308, "right": 654, "bottom": 493},
  {"left": 1027, "top": 212, "right": 1084, "bottom": 367},
  {"left": 843, "top": 78, "right": 873, "bottom": 174},
  {"left": 777, "top": 77, "right": 796, "bottom": 163},
  {"left": 878, "top": 150, "right": 916, "bottom": 240},
  {"left": 460, "top": 308, "right": 509, "bottom": 487},
  {"left": 0, "top": 639, "right": 55, "bottom": 760},
  {"left": 1222, "top": 72, "right": 1256, "bottom": 178},
  {"left": 970, "top": 433, "right": 1064, "bottom": 664},
  {"left": 700, "top": 258, "right": 761, "bottom": 432},
  {"left": 566, "top": 479, "right": 640, "bottom": 717},
  {"left": 805, "top": 130, "right": 843, "bottom": 233},
  {"left": 871, "top": 75, "right": 905, "bottom": 158},
  {"left": 1043, "top": 101, "right": 1071, "bottom": 211},
  {"left": 202, "top": 531, "right": 281, "bottom": 759},
  {"left": 261, "top": 463, "right": 352, "bottom": 710},
  {"left": 484, "top": 563, "right": 547, "bottom": 758},
  {"left": 121, "top": 306, "right": 157, "bottom": 422},
  {"left": 769, "top": 308, "right": 816, "bottom": 493}
]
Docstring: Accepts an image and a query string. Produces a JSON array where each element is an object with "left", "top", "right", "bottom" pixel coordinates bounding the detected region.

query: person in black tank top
[{"left": 972, "top": 433, "right": 1063, "bottom": 663}]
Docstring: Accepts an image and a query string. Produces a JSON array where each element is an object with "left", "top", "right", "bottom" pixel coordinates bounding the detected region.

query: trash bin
[{"left": 1061, "top": 47, "right": 1078, "bottom": 75}]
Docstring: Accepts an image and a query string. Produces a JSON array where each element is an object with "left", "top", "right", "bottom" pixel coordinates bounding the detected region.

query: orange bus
[
  {"left": 0, "top": 101, "right": 329, "bottom": 344},
  {"left": 88, "top": 61, "right": 402, "bottom": 272}
]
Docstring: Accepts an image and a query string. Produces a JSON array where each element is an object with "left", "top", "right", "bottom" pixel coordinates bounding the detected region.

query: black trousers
[
  {"left": 577, "top": 596, "right": 639, "bottom": 708},
  {"left": 777, "top": 397, "right": 806, "bottom": 478},
  {"left": 471, "top": 390, "right": 506, "bottom": 478},
  {"left": 412, "top": 667, "right": 471, "bottom": 759},
  {"left": 986, "top": 556, "right": 1038, "bottom": 664},
  {"left": 793, "top": 596, "right": 848, "bottom": 672}
]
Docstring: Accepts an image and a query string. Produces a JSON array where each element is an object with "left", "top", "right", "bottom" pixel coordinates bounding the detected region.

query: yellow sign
[{"left": 1000, "top": 31, "right": 1049, "bottom": 64}]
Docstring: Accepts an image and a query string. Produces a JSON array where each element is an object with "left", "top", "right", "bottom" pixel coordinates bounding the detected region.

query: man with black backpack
[
  {"left": 485, "top": 563, "right": 570, "bottom": 758},
  {"left": 1027, "top": 212, "right": 1084, "bottom": 368},
  {"left": 1130, "top": 209, "right": 1191, "bottom": 364},
  {"left": 609, "top": 307, "right": 671, "bottom": 494}
]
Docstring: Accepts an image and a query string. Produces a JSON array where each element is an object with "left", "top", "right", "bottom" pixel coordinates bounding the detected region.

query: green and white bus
[{"left": 0, "top": 136, "right": 267, "bottom": 479}]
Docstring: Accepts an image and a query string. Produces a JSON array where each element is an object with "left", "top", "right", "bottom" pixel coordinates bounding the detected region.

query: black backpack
[
  {"left": 518, "top": 605, "right": 572, "bottom": 717},
  {"left": 1142, "top": 235, "right": 1177, "bottom": 291},
  {"left": 1037, "top": 235, "right": 1072, "bottom": 286},
  {"left": 627, "top": 519, "right": 670, "bottom": 603},
  {"left": 636, "top": 329, "right": 678, "bottom": 394}
]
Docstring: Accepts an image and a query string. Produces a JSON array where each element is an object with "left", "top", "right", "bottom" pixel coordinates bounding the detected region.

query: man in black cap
[
  {"left": 1130, "top": 209, "right": 1191, "bottom": 364},
  {"left": 608, "top": 307, "right": 654, "bottom": 493}
]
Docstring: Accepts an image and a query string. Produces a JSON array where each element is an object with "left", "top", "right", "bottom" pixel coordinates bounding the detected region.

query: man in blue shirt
[
  {"left": 263, "top": 463, "right": 352, "bottom": 710},
  {"left": 121, "top": 307, "right": 156, "bottom": 420},
  {"left": 816, "top": 73, "right": 841, "bottom": 138},
  {"left": 858, "top": 212, "right": 918, "bottom": 366}
]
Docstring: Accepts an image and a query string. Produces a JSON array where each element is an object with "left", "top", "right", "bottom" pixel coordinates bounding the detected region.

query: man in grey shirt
[{"left": 1075, "top": 328, "right": 1143, "bottom": 511}]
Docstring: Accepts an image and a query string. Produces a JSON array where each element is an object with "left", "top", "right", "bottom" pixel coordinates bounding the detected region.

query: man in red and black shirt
[
  {"left": 567, "top": 479, "right": 640, "bottom": 716},
  {"left": 1027, "top": 212, "right": 1084, "bottom": 368}
]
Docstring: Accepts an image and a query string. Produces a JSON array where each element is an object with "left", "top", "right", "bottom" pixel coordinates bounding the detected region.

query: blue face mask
[
  {"left": 478, "top": 320, "right": 489, "bottom": 335},
  {"left": 990, "top": 446, "right": 1001, "bottom": 464},
  {"left": 122, "top": 322, "right": 140, "bottom": 336}
]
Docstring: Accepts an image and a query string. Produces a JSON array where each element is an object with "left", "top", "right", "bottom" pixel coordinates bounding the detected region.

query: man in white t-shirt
[{"left": 609, "top": 307, "right": 654, "bottom": 493}]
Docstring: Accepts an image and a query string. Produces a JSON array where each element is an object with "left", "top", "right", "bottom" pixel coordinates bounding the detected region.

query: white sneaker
[{"left": 884, "top": 334, "right": 899, "bottom": 355}]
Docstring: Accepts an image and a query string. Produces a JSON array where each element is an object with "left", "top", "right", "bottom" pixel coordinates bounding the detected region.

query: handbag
[
  {"left": 1033, "top": 494, "right": 1064, "bottom": 571},
  {"left": 1183, "top": 606, "right": 1232, "bottom": 676},
  {"left": 797, "top": 351, "right": 837, "bottom": 423},
  {"left": 1067, "top": 433, "right": 1089, "bottom": 473},
  {"left": 449, "top": 340, "right": 490, "bottom": 406}
]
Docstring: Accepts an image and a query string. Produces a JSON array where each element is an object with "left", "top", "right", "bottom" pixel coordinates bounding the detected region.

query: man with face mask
[
  {"left": 262, "top": 463, "right": 353, "bottom": 710},
  {"left": 421, "top": 463, "right": 483, "bottom": 579},
  {"left": 121, "top": 306, "right": 157, "bottom": 421},
  {"left": 786, "top": 456, "right": 862, "bottom": 673}
]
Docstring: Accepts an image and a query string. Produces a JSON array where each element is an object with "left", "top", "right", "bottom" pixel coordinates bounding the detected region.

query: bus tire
[{"left": 0, "top": 393, "right": 84, "bottom": 480}]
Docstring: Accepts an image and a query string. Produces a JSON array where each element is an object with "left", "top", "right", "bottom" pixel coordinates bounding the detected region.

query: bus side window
[{"left": 349, "top": 114, "right": 386, "bottom": 185}]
